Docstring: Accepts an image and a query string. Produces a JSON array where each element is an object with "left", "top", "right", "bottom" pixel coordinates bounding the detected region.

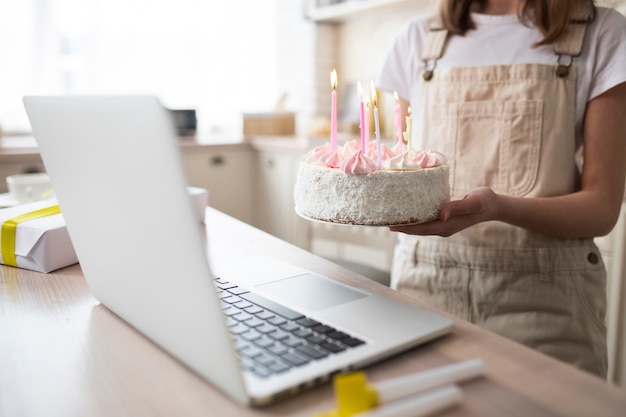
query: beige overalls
[{"left": 391, "top": 13, "right": 608, "bottom": 377}]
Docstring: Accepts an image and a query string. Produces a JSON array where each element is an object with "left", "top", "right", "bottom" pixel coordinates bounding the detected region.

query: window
[{"left": 0, "top": 0, "right": 278, "bottom": 135}]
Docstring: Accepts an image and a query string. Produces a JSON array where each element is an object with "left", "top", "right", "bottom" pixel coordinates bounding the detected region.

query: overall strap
[
  {"left": 421, "top": 17, "right": 448, "bottom": 81},
  {"left": 554, "top": 6, "right": 593, "bottom": 77}
]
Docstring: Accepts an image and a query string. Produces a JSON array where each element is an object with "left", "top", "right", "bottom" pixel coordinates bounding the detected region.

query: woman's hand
[{"left": 390, "top": 187, "right": 501, "bottom": 236}]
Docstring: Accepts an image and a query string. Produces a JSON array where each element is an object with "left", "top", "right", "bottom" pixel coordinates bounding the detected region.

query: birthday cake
[{"left": 293, "top": 140, "right": 450, "bottom": 226}]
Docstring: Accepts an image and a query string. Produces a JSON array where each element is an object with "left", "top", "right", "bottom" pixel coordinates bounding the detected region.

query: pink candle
[
  {"left": 393, "top": 91, "right": 402, "bottom": 149},
  {"left": 371, "top": 81, "right": 381, "bottom": 169},
  {"left": 364, "top": 99, "right": 370, "bottom": 144},
  {"left": 331, "top": 69, "right": 338, "bottom": 150},
  {"left": 358, "top": 82, "right": 365, "bottom": 153}
]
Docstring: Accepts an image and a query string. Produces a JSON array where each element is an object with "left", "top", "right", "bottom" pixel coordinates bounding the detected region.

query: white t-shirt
[{"left": 376, "top": 7, "right": 626, "bottom": 145}]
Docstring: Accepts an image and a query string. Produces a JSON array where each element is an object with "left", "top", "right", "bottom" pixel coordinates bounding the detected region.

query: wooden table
[{"left": 2, "top": 208, "right": 625, "bottom": 417}]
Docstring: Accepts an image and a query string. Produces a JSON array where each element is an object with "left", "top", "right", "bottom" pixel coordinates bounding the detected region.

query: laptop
[{"left": 23, "top": 96, "right": 453, "bottom": 406}]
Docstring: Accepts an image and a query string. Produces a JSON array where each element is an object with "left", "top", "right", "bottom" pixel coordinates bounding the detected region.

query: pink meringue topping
[
  {"left": 340, "top": 150, "right": 377, "bottom": 174},
  {"left": 304, "top": 143, "right": 332, "bottom": 163},
  {"left": 342, "top": 139, "right": 362, "bottom": 157},
  {"left": 318, "top": 149, "right": 344, "bottom": 168},
  {"left": 411, "top": 150, "right": 443, "bottom": 168},
  {"left": 306, "top": 139, "right": 445, "bottom": 173}
]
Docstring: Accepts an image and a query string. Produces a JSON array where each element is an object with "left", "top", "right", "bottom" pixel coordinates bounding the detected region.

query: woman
[{"left": 376, "top": 0, "right": 626, "bottom": 377}]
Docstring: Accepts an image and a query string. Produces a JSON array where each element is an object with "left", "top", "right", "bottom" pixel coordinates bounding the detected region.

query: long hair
[{"left": 438, "top": 0, "right": 596, "bottom": 45}]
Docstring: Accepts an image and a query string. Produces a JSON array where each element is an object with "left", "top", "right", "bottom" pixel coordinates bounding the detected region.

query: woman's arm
[{"left": 391, "top": 82, "right": 626, "bottom": 239}]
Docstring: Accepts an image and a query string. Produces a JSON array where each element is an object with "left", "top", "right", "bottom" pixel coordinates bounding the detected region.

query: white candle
[
  {"left": 403, "top": 107, "right": 413, "bottom": 157},
  {"left": 353, "top": 385, "right": 462, "bottom": 417},
  {"left": 371, "top": 81, "right": 381, "bottom": 169},
  {"left": 375, "top": 358, "right": 484, "bottom": 403},
  {"left": 393, "top": 91, "right": 402, "bottom": 148}
]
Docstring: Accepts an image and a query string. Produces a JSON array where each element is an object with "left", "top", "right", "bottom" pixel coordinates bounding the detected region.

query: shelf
[{"left": 307, "top": 0, "right": 424, "bottom": 23}]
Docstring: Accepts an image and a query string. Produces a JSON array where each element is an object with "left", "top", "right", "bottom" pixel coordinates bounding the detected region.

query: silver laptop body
[{"left": 23, "top": 95, "right": 453, "bottom": 406}]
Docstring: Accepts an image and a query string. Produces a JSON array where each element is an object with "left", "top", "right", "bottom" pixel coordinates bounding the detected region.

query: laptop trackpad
[{"left": 256, "top": 273, "right": 368, "bottom": 312}]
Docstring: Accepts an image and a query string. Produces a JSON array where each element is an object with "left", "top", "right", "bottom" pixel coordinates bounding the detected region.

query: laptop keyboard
[{"left": 214, "top": 277, "right": 365, "bottom": 378}]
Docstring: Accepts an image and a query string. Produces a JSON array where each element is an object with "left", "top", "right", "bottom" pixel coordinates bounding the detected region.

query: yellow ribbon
[{"left": 1, "top": 205, "right": 61, "bottom": 267}]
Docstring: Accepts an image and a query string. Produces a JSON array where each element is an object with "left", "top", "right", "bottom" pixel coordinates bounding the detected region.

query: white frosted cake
[{"left": 293, "top": 140, "right": 450, "bottom": 226}]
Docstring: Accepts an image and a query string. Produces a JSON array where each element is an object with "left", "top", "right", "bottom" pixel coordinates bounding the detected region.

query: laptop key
[
  {"left": 228, "top": 286, "right": 250, "bottom": 296},
  {"left": 233, "top": 312, "right": 253, "bottom": 322},
  {"left": 269, "top": 329, "right": 290, "bottom": 341},
  {"left": 256, "top": 323, "right": 278, "bottom": 334},
  {"left": 240, "top": 292, "right": 304, "bottom": 320},
  {"left": 296, "top": 344, "right": 328, "bottom": 360},
  {"left": 223, "top": 306, "right": 244, "bottom": 317},
  {"left": 283, "top": 336, "right": 305, "bottom": 348},
  {"left": 256, "top": 310, "right": 275, "bottom": 320},
  {"left": 245, "top": 317, "right": 265, "bottom": 328},
  {"left": 230, "top": 323, "right": 250, "bottom": 335},
  {"left": 268, "top": 316, "right": 287, "bottom": 326},
  {"left": 280, "top": 322, "right": 299, "bottom": 332},
  {"left": 254, "top": 337, "right": 275, "bottom": 349},
  {"left": 240, "top": 357, "right": 256, "bottom": 370},
  {"left": 217, "top": 281, "right": 238, "bottom": 290},
  {"left": 305, "top": 335, "right": 326, "bottom": 345},
  {"left": 296, "top": 318, "right": 320, "bottom": 328},
  {"left": 341, "top": 337, "right": 365, "bottom": 347},
  {"left": 254, "top": 354, "right": 277, "bottom": 366},
  {"left": 327, "top": 330, "right": 350, "bottom": 340},
  {"left": 233, "top": 300, "right": 252, "bottom": 309},
  {"left": 245, "top": 305, "right": 264, "bottom": 315},
  {"left": 241, "top": 330, "right": 263, "bottom": 341},
  {"left": 241, "top": 346, "right": 264, "bottom": 359},
  {"left": 312, "top": 324, "right": 334, "bottom": 334},
  {"left": 320, "top": 342, "right": 346, "bottom": 353},
  {"left": 223, "top": 295, "right": 243, "bottom": 304},
  {"left": 282, "top": 352, "right": 309, "bottom": 366},
  {"left": 252, "top": 366, "right": 272, "bottom": 378},
  {"left": 214, "top": 277, "right": 230, "bottom": 286},
  {"left": 293, "top": 328, "right": 312, "bottom": 338},
  {"left": 268, "top": 343, "right": 289, "bottom": 356},
  {"left": 269, "top": 362, "right": 291, "bottom": 374}
]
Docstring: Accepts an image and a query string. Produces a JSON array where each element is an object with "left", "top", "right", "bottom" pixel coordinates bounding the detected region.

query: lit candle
[
  {"left": 331, "top": 69, "right": 338, "bottom": 151},
  {"left": 358, "top": 81, "right": 365, "bottom": 152},
  {"left": 371, "top": 81, "right": 381, "bottom": 169},
  {"left": 393, "top": 91, "right": 402, "bottom": 149},
  {"left": 403, "top": 107, "right": 413, "bottom": 157}
]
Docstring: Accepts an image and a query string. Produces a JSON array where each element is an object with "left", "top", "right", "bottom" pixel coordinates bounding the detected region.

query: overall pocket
[{"left": 425, "top": 100, "right": 543, "bottom": 199}]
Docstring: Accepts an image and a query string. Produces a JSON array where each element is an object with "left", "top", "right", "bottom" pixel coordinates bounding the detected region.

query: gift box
[
  {"left": 0, "top": 187, "right": 209, "bottom": 273},
  {"left": 0, "top": 200, "right": 78, "bottom": 273}
]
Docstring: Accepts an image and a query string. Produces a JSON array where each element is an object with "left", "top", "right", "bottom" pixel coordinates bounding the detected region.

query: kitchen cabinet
[
  {"left": 180, "top": 144, "right": 254, "bottom": 225},
  {"left": 255, "top": 148, "right": 310, "bottom": 250}
]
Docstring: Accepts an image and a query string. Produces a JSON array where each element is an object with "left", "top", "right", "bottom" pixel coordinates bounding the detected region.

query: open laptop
[{"left": 23, "top": 96, "right": 453, "bottom": 406}]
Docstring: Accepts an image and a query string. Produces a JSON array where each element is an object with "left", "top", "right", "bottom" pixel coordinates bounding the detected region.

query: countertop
[{"left": 1, "top": 207, "right": 626, "bottom": 417}]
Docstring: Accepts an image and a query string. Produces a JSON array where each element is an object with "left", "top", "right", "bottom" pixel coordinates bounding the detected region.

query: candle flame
[
  {"left": 370, "top": 81, "right": 378, "bottom": 107},
  {"left": 357, "top": 81, "right": 363, "bottom": 99},
  {"left": 394, "top": 91, "right": 399, "bottom": 102},
  {"left": 331, "top": 69, "right": 337, "bottom": 90}
]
